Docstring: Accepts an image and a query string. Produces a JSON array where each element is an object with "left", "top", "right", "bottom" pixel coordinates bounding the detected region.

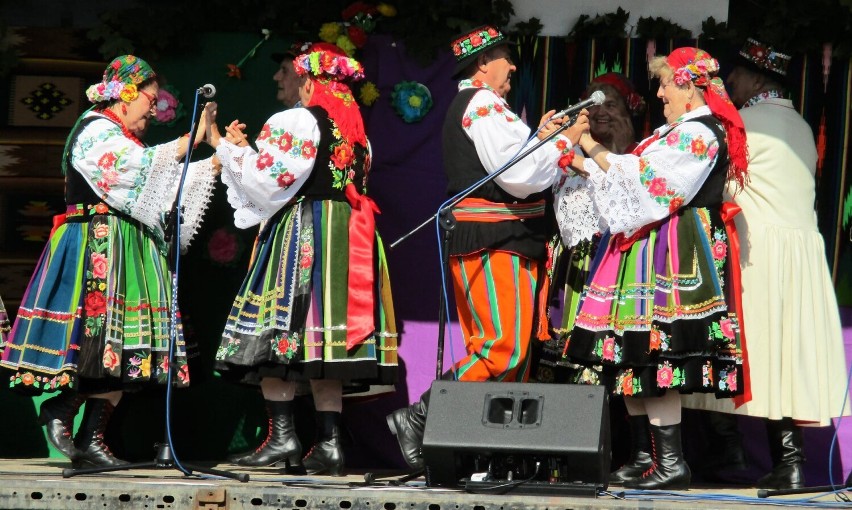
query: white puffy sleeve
[
  {"left": 464, "top": 88, "right": 573, "bottom": 198},
  {"left": 216, "top": 108, "right": 321, "bottom": 229},
  {"left": 584, "top": 120, "right": 720, "bottom": 235},
  {"left": 71, "top": 115, "right": 215, "bottom": 249}
]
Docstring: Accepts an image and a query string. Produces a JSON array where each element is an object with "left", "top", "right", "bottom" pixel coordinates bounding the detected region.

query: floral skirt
[
  {"left": 0, "top": 208, "right": 192, "bottom": 394},
  {"left": 563, "top": 207, "right": 744, "bottom": 398},
  {"left": 215, "top": 199, "right": 399, "bottom": 386}
]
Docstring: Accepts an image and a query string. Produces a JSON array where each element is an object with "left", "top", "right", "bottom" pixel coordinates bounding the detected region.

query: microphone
[
  {"left": 198, "top": 84, "right": 216, "bottom": 98},
  {"left": 551, "top": 90, "right": 606, "bottom": 120}
]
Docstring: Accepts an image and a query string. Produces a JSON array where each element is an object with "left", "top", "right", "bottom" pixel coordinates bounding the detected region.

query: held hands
[
  {"left": 565, "top": 110, "right": 590, "bottom": 145},
  {"left": 536, "top": 110, "right": 565, "bottom": 140},
  {"left": 195, "top": 102, "right": 217, "bottom": 148},
  {"left": 224, "top": 120, "right": 250, "bottom": 148}
]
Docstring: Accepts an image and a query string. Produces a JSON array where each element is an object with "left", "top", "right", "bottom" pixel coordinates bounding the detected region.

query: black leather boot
[
  {"left": 38, "top": 391, "right": 86, "bottom": 462},
  {"left": 609, "top": 414, "right": 653, "bottom": 484},
  {"left": 757, "top": 418, "right": 805, "bottom": 490},
  {"left": 704, "top": 411, "right": 748, "bottom": 471},
  {"left": 302, "top": 411, "right": 344, "bottom": 476},
  {"left": 624, "top": 423, "right": 691, "bottom": 490},
  {"left": 73, "top": 398, "right": 128, "bottom": 467},
  {"left": 227, "top": 400, "right": 303, "bottom": 470},
  {"left": 386, "top": 389, "right": 430, "bottom": 470}
]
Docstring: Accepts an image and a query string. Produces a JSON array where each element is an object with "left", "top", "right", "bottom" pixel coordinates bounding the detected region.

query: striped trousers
[{"left": 449, "top": 250, "right": 545, "bottom": 382}]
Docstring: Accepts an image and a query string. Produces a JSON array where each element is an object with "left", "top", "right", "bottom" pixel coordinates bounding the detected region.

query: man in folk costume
[
  {"left": 386, "top": 24, "right": 588, "bottom": 470},
  {"left": 682, "top": 37, "right": 851, "bottom": 490}
]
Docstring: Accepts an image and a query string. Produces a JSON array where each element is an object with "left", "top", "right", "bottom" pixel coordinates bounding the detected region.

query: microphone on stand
[
  {"left": 551, "top": 90, "right": 606, "bottom": 120},
  {"left": 198, "top": 84, "right": 217, "bottom": 98}
]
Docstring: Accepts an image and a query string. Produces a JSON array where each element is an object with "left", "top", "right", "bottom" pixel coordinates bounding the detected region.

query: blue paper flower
[{"left": 391, "top": 81, "right": 432, "bottom": 123}]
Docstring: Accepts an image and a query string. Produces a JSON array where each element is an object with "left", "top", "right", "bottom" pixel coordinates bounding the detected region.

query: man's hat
[
  {"left": 450, "top": 25, "right": 512, "bottom": 79},
  {"left": 736, "top": 37, "right": 792, "bottom": 82},
  {"left": 271, "top": 41, "right": 313, "bottom": 64}
]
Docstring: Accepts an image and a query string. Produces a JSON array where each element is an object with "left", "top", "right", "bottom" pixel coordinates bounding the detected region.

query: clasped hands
[
  {"left": 196, "top": 102, "right": 250, "bottom": 149},
  {"left": 537, "top": 109, "right": 592, "bottom": 177}
]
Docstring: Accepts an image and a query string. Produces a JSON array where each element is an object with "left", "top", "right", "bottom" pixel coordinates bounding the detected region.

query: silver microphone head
[
  {"left": 199, "top": 84, "right": 216, "bottom": 99},
  {"left": 590, "top": 90, "right": 606, "bottom": 105}
]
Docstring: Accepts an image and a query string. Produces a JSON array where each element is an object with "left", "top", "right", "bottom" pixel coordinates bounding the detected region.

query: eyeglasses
[{"left": 138, "top": 89, "right": 158, "bottom": 115}]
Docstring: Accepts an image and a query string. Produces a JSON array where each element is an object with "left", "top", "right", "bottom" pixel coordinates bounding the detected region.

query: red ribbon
[
  {"left": 50, "top": 213, "right": 67, "bottom": 237},
  {"left": 344, "top": 183, "right": 380, "bottom": 350},
  {"left": 721, "top": 201, "right": 751, "bottom": 407}
]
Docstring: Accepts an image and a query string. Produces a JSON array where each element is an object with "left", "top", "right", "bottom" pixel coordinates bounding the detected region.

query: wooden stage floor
[{"left": 0, "top": 458, "right": 849, "bottom": 509}]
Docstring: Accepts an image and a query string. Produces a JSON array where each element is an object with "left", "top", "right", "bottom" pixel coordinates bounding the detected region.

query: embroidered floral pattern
[
  {"left": 709, "top": 226, "right": 729, "bottom": 276},
  {"left": 615, "top": 369, "right": 642, "bottom": 396},
  {"left": 593, "top": 335, "right": 622, "bottom": 363},
  {"left": 298, "top": 224, "right": 314, "bottom": 285},
  {"left": 701, "top": 360, "right": 714, "bottom": 388},
  {"left": 327, "top": 119, "right": 362, "bottom": 190},
  {"left": 656, "top": 360, "right": 684, "bottom": 388},
  {"left": 216, "top": 337, "right": 241, "bottom": 360},
  {"left": 85, "top": 213, "right": 110, "bottom": 341},
  {"left": 718, "top": 365, "right": 738, "bottom": 393},
  {"left": 273, "top": 332, "right": 300, "bottom": 360},
  {"left": 648, "top": 327, "right": 670, "bottom": 352},
  {"left": 257, "top": 124, "right": 317, "bottom": 190}
]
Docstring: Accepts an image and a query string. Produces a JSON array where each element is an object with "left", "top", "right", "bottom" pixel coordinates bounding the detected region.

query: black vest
[
  {"left": 441, "top": 88, "right": 551, "bottom": 260},
  {"left": 298, "top": 106, "right": 368, "bottom": 200},
  {"left": 65, "top": 116, "right": 108, "bottom": 206},
  {"left": 683, "top": 115, "right": 729, "bottom": 208}
]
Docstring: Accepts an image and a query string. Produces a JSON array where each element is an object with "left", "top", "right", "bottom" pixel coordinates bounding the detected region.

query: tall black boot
[
  {"left": 38, "top": 391, "right": 86, "bottom": 462},
  {"left": 757, "top": 418, "right": 805, "bottom": 490},
  {"left": 624, "top": 423, "right": 691, "bottom": 490},
  {"left": 72, "top": 398, "right": 128, "bottom": 467},
  {"left": 227, "top": 400, "right": 302, "bottom": 470},
  {"left": 609, "top": 414, "right": 653, "bottom": 484},
  {"left": 302, "top": 411, "right": 344, "bottom": 476},
  {"left": 703, "top": 411, "right": 748, "bottom": 471},
  {"left": 386, "top": 389, "right": 430, "bottom": 470}
]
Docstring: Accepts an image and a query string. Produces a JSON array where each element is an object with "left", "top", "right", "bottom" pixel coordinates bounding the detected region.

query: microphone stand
[
  {"left": 390, "top": 117, "right": 577, "bottom": 378},
  {"left": 63, "top": 89, "right": 248, "bottom": 483}
]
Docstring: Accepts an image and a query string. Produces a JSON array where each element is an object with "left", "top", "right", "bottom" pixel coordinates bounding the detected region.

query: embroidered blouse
[
  {"left": 458, "top": 79, "right": 573, "bottom": 198},
  {"left": 555, "top": 105, "right": 721, "bottom": 243},
  {"left": 70, "top": 111, "right": 217, "bottom": 250},
  {"left": 216, "top": 108, "right": 372, "bottom": 229}
]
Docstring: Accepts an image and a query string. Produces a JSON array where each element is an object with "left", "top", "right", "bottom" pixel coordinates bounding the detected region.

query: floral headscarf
[
  {"left": 294, "top": 42, "right": 366, "bottom": 148},
  {"left": 85, "top": 55, "right": 157, "bottom": 104},
  {"left": 666, "top": 47, "right": 748, "bottom": 191}
]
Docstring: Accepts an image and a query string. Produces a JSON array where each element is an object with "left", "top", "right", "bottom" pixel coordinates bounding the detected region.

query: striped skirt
[
  {"left": 563, "top": 207, "right": 744, "bottom": 398},
  {"left": 215, "top": 199, "right": 398, "bottom": 385},
  {"left": 0, "top": 205, "right": 192, "bottom": 394}
]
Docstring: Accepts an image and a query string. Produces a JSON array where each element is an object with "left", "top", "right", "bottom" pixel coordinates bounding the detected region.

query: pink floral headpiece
[{"left": 293, "top": 42, "right": 365, "bottom": 82}]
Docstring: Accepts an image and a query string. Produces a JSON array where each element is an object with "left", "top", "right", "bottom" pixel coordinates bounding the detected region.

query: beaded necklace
[
  {"left": 742, "top": 89, "right": 785, "bottom": 109},
  {"left": 99, "top": 107, "right": 144, "bottom": 146}
]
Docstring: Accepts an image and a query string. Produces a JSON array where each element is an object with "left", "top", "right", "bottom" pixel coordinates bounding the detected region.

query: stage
[{"left": 0, "top": 459, "right": 849, "bottom": 510}]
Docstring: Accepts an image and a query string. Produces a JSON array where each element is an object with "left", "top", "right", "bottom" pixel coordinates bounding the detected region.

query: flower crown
[
  {"left": 86, "top": 78, "right": 140, "bottom": 103},
  {"left": 85, "top": 55, "right": 155, "bottom": 104},
  {"left": 672, "top": 57, "right": 720, "bottom": 87},
  {"left": 293, "top": 50, "right": 365, "bottom": 82}
]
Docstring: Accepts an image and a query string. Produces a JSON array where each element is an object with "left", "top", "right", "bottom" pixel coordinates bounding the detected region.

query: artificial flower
[
  {"left": 335, "top": 34, "right": 357, "bottom": 57},
  {"left": 150, "top": 85, "right": 185, "bottom": 127},
  {"left": 319, "top": 22, "right": 343, "bottom": 43},
  {"left": 377, "top": 3, "right": 397, "bottom": 17},
  {"left": 391, "top": 81, "right": 433, "bottom": 123},
  {"left": 359, "top": 81, "right": 380, "bottom": 106}
]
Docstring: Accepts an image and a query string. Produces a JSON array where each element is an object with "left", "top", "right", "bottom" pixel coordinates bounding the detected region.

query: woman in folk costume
[
  {"left": 559, "top": 47, "right": 750, "bottom": 490},
  {"left": 0, "top": 55, "right": 218, "bottom": 467},
  {"left": 545, "top": 72, "right": 646, "bottom": 381},
  {"left": 210, "top": 43, "right": 398, "bottom": 476}
]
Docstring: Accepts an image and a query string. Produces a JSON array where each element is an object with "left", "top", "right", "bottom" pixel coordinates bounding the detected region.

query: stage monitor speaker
[{"left": 421, "top": 380, "right": 610, "bottom": 492}]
